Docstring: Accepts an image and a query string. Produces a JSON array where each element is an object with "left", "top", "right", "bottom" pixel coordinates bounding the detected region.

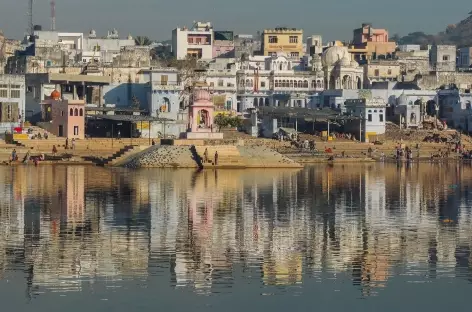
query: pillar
[
  {"left": 73, "top": 84, "right": 78, "bottom": 100},
  {"left": 98, "top": 85, "right": 103, "bottom": 107}
]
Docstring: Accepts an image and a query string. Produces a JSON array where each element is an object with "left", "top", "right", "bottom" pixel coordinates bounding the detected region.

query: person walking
[
  {"left": 52, "top": 145, "right": 57, "bottom": 156},
  {"left": 204, "top": 148, "right": 209, "bottom": 163},
  {"left": 71, "top": 138, "right": 76, "bottom": 150},
  {"left": 214, "top": 151, "right": 219, "bottom": 165}
]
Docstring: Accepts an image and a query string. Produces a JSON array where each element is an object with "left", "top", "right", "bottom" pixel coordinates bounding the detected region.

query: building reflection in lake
[{"left": 0, "top": 164, "right": 472, "bottom": 297}]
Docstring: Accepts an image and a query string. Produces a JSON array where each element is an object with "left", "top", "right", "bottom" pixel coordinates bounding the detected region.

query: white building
[
  {"left": 236, "top": 52, "right": 324, "bottom": 111},
  {"left": 0, "top": 75, "right": 25, "bottom": 133},
  {"left": 344, "top": 98, "right": 386, "bottom": 141},
  {"left": 172, "top": 22, "right": 214, "bottom": 60}
]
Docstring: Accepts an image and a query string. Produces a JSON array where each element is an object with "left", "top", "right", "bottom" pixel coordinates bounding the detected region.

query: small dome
[
  {"left": 340, "top": 56, "right": 351, "bottom": 66},
  {"left": 50, "top": 90, "right": 60, "bottom": 99},
  {"left": 194, "top": 89, "right": 211, "bottom": 101},
  {"left": 350, "top": 60, "right": 359, "bottom": 68}
]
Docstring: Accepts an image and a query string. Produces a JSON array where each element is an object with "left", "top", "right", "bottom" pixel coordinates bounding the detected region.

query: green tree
[
  {"left": 214, "top": 114, "right": 243, "bottom": 131},
  {"left": 134, "top": 36, "right": 152, "bottom": 46}
]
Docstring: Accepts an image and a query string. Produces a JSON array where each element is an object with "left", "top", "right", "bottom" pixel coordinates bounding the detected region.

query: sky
[{"left": 0, "top": 0, "right": 470, "bottom": 41}]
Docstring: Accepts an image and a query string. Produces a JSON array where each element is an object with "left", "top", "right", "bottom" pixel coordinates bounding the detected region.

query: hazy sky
[{"left": 0, "top": 0, "right": 470, "bottom": 41}]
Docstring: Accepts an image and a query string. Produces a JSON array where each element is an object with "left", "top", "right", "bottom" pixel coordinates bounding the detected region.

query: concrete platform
[{"left": 185, "top": 132, "right": 224, "bottom": 139}]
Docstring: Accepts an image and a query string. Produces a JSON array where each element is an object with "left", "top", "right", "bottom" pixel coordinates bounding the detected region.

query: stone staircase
[
  {"left": 88, "top": 145, "right": 145, "bottom": 166},
  {"left": 195, "top": 146, "right": 244, "bottom": 167}
]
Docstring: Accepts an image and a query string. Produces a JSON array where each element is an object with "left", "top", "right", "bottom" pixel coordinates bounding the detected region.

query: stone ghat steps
[{"left": 195, "top": 146, "right": 244, "bottom": 165}]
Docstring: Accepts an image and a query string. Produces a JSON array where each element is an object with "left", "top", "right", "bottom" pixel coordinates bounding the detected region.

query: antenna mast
[
  {"left": 50, "top": 0, "right": 56, "bottom": 31},
  {"left": 27, "top": 0, "right": 34, "bottom": 35}
]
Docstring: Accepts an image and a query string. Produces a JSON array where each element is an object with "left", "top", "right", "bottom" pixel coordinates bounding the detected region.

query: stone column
[
  {"left": 73, "top": 84, "right": 78, "bottom": 100},
  {"left": 99, "top": 85, "right": 103, "bottom": 107}
]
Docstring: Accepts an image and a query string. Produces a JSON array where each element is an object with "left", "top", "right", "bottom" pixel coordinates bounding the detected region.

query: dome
[
  {"left": 322, "top": 46, "right": 350, "bottom": 67},
  {"left": 194, "top": 89, "right": 211, "bottom": 101},
  {"left": 340, "top": 56, "right": 351, "bottom": 66},
  {"left": 50, "top": 90, "right": 60, "bottom": 100},
  {"left": 350, "top": 60, "right": 359, "bottom": 68}
]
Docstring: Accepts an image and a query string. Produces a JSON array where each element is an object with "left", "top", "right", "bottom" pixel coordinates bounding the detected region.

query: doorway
[{"left": 58, "top": 125, "right": 64, "bottom": 137}]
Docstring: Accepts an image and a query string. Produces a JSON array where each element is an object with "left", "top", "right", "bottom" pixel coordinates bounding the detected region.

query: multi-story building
[
  {"left": 430, "top": 45, "right": 457, "bottom": 72},
  {"left": 213, "top": 31, "right": 235, "bottom": 58},
  {"left": 234, "top": 34, "right": 260, "bottom": 59},
  {"left": 306, "top": 35, "right": 323, "bottom": 56},
  {"left": 0, "top": 75, "right": 25, "bottom": 132},
  {"left": 363, "top": 61, "right": 401, "bottom": 88},
  {"left": 261, "top": 28, "right": 304, "bottom": 59},
  {"left": 350, "top": 23, "right": 396, "bottom": 62},
  {"left": 236, "top": 52, "right": 323, "bottom": 111},
  {"left": 172, "top": 22, "right": 214, "bottom": 60},
  {"left": 344, "top": 98, "right": 387, "bottom": 141},
  {"left": 457, "top": 47, "right": 472, "bottom": 69}
]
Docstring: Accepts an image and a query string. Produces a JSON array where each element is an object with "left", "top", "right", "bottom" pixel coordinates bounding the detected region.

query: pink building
[
  {"left": 41, "top": 90, "right": 85, "bottom": 139},
  {"left": 212, "top": 31, "right": 235, "bottom": 58},
  {"left": 353, "top": 23, "right": 389, "bottom": 44},
  {"left": 185, "top": 87, "right": 223, "bottom": 139}
]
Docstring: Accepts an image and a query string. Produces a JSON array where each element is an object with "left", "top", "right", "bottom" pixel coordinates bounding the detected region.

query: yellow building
[{"left": 262, "top": 28, "right": 304, "bottom": 58}]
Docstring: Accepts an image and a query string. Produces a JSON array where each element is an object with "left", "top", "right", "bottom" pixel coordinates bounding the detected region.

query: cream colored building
[
  {"left": 261, "top": 28, "right": 304, "bottom": 59},
  {"left": 363, "top": 61, "right": 401, "bottom": 88}
]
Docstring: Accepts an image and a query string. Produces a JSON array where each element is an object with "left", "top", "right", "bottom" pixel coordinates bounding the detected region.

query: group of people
[
  {"left": 203, "top": 148, "right": 219, "bottom": 165},
  {"left": 9, "top": 148, "right": 44, "bottom": 165}
]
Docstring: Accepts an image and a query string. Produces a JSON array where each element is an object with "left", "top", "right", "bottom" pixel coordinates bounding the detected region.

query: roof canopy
[{"left": 257, "top": 107, "right": 361, "bottom": 121}]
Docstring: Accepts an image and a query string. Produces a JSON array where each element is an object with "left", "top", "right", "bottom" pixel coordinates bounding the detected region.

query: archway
[
  {"left": 198, "top": 109, "right": 210, "bottom": 128},
  {"left": 253, "top": 98, "right": 258, "bottom": 107},
  {"left": 342, "top": 75, "right": 350, "bottom": 89},
  {"left": 356, "top": 77, "right": 362, "bottom": 89},
  {"left": 160, "top": 97, "right": 170, "bottom": 112},
  {"left": 265, "top": 98, "right": 270, "bottom": 106},
  {"left": 259, "top": 98, "right": 264, "bottom": 106},
  {"left": 329, "top": 75, "right": 336, "bottom": 90},
  {"left": 426, "top": 100, "right": 436, "bottom": 116}
]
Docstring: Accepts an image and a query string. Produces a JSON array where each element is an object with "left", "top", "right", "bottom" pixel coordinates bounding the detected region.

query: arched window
[
  {"left": 275, "top": 80, "right": 279, "bottom": 87},
  {"left": 283, "top": 80, "right": 288, "bottom": 88},
  {"left": 298, "top": 81, "right": 302, "bottom": 88},
  {"left": 290, "top": 80, "right": 294, "bottom": 88},
  {"left": 74, "top": 108, "right": 78, "bottom": 116},
  {"left": 303, "top": 80, "right": 309, "bottom": 88},
  {"left": 70, "top": 108, "right": 73, "bottom": 116},
  {"left": 79, "top": 108, "right": 83, "bottom": 116},
  {"left": 311, "top": 80, "right": 316, "bottom": 88}
]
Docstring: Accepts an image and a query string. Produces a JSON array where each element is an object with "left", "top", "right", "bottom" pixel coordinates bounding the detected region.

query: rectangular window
[
  {"left": 379, "top": 114, "right": 384, "bottom": 122},
  {"left": 160, "top": 75, "right": 168, "bottom": 85},
  {"left": 368, "top": 114, "right": 372, "bottom": 122},
  {"left": 290, "top": 52, "right": 299, "bottom": 58},
  {"left": 74, "top": 126, "right": 79, "bottom": 135},
  {"left": 196, "top": 38, "right": 202, "bottom": 44},
  {"left": 10, "top": 90, "right": 20, "bottom": 98},
  {"left": 387, "top": 69, "right": 392, "bottom": 75},
  {"left": 443, "top": 55, "right": 449, "bottom": 61},
  {"left": 187, "top": 37, "right": 193, "bottom": 44},
  {"left": 289, "top": 36, "right": 298, "bottom": 44},
  {"left": 209, "top": 82, "right": 214, "bottom": 87},
  {"left": 218, "top": 80, "right": 224, "bottom": 87},
  {"left": 374, "top": 69, "right": 380, "bottom": 76},
  {"left": 261, "top": 81, "right": 266, "bottom": 88},
  {"left": 0, "top": 89, "right": 7, "bottom": 98},
  {"left": 268, "top": 36, "right": 278, "bottom": 43}
]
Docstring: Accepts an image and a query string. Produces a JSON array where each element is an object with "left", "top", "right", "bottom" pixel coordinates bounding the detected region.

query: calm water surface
[{"left": 0, "top": 164, "right": 471, "bottom": 311}]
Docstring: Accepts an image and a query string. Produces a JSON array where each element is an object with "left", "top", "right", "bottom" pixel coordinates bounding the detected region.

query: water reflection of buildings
[{"left": 0, "top": 164, "right": 472, "bottom": 296}]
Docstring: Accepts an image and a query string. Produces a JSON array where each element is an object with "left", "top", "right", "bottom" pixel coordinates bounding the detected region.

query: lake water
[{"left": 0, "top": 164, "right": 471, "bottom": 311}]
